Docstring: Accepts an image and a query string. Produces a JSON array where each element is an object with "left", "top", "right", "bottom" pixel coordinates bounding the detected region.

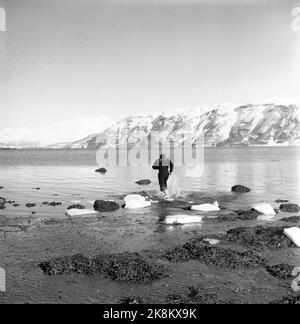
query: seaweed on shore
[
  {"left": 266, "top": 264, "right": 294, "bottom": 280},
  {"left": 167, "top": 286, "right": 246, "bottom": 304},
  {"left": 225, "top": 226, "right": 296, "bottom": 250},
  {"left": 164, "top": 237, "right": 265, "bottom": 269},
  {"left": 120, "top": 296, "right": 153, "bottom": 304},
  {"left": 39, "top": 252, "right": 167, "bottom": 284},
  {"left": 270, "top": 295, "right": 300, "bottom": 304}
]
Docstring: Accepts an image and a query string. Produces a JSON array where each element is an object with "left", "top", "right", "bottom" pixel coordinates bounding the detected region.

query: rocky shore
[{"left": 1, "top": 184, "right": 300, "bottom": 304}]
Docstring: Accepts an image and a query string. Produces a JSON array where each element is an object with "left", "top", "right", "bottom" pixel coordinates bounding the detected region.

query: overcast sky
[{"left": 0, "top": 0, "right": 299, "bottom": 130}]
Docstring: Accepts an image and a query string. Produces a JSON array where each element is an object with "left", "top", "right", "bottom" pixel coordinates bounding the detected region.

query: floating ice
[
  {"left": 65, "top": 209, "right": 98, "bottom": 216},
  {"left": 124, "top": 194, "right": 151, "bottom": 209},
  {"left": 284, "top": 227, "right": 300, "bottom": 248},
  {"left": 191, "top": 201, "right": 220, "bottom": 212},
  {"left": 252, "top": 203, "right": 276, "bottom": 215},
  {"left": 203, "top": 238, "right": 220, "bottom": 245},
  {"left": 124, "top": 194, "right": 146, "bottom": 203},
  {"left": 161, "top": 214, "right": 203, "bottom": 225}
]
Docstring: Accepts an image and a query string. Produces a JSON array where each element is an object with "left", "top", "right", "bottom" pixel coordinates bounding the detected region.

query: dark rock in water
[
  {"left": 93, "top": 200, "right": 120, "bottom": 212},
  {"left": 135, "top": 179, "right": 151, "bottom": 185},
  {"left": 6, "top": 200, "right": 15, "bottom": 204},
  {"left": 225, "top": 226, "right": 295, "bottom": 250},
  {"left": 266, "top": 264, "right": 294, "bottom": 280},
  {"left": 275, "top": 199, "right": 289, "bottom": 203},
  {"left": 42, "top": 201, "right": 62, "bottom": 207},
  {"left": 25, "top": 203, "right": 36, "bottom": 208},
  {"left": 270, "top": 295, "right": 300, "bottom": 304},
  {"left": 0, "top": 186, "right": 4, "bottom": 189},
  {"left": 0, "top": 198, "right": 5, "bottom": 209},
  {"left": 39, "top": 252, "right": 167, "bottom": 284},
  {"left": 95, "top": 168, "right": 107, "bottom": 174},
  {"left": 67, "top": 204, "right": 85, "bottom": 210},
  {"left": 31, "top": 211, "right": 36, "bottom": 215},
  {"left": 12, "top": 203, "right": 20, "bottom": 207},
  {"left": 231, "top": 185, "right": 251, "bottom": 193},
  {"left": 280, "top": 216, "right": 300, "bottom": 223},
  {"left": 279, "top": 203, "right": 300, "bottom": 213},
  {"left": 34, "top": 188, "right": 41, "bottom": 190},
  {"left": 234, "top": 209, "right": 260, "bottom": 220},
  {"left": 165, "top": 237, "right": 265, "bottom": 269}
]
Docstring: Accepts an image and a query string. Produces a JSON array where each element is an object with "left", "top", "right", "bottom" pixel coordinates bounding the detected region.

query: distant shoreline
[{"left": 0, "top": 145, "right": 299, "bottom": 151}]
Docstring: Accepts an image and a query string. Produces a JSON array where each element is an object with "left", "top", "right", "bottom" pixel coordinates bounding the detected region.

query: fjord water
[
  {"left": 0, "top": 147, "right": 299, "bottom": 215},
  {"left": 0, "top": 147, "right": 300, "bottom": 304}
]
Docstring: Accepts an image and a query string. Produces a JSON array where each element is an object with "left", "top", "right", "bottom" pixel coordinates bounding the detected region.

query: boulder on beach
[
  {"left": 93, "top": 200, "right": 120, "bottom": 212},
  {"left": 279, "top": 203, "right": 300, "bottom": 213},
  {"left": 95, "top": 168, "right": 107, "bottom": 174},
  {"left": 231, "top": 185, "right": 251, "bottom": 193},
  {"left": 135, "top": 179, "right": 151, "bottom": 185},
  {"left": 252, "top": 203, "right": 276, "bottom": 216}
]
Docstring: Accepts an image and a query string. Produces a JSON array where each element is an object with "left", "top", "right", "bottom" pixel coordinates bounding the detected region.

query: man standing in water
[{"left": 152, "top": 154, "right": 174, "bottom": 193}]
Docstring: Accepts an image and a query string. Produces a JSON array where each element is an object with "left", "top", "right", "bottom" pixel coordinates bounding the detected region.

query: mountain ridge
[
  {"left": 63, "top": 103, "right": 300, "bottom": 149},
  {"left": 0, "top": 102, "right": 299, "bottom": 148}
]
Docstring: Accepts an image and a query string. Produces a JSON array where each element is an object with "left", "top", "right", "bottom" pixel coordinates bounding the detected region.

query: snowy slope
[
  {"left": 65, "top": 103, "right": 300, "bottom": 148},
  {"left": 1, "top": 102, "right": 299, "bottom": 148}
]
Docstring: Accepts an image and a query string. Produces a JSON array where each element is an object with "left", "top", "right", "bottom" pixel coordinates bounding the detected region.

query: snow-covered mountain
[
  {"left": 0, "top": 102, "right": 299, "bottom": 148},
  {"left": 64, "top": 103, "right": 300, "bottom": 149},
  {"left": 0, "top": 117, "right": 112, "bottom": 148}
]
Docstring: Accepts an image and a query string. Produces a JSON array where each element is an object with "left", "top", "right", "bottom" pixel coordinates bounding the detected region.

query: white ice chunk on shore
[
  {"left": 191, "top": 201, "right": 220, "bottom": 212},
  {"left": 284, "top": 227, "right": 300, "bottom": 248},
  {"left": 161, "top": 214, "right": 203, "bottom": 225},
  {"left": 252, "top": 203, "right": 276, "bottom": 215},
  {"left": 124, "top": 200, "right": 151, "bottom": 209},
  {"left": 124, "top": 194, "right": 151, "bottom": 209},
  {"left": 203, "top": 238, "right": 220, "bottom": 245},
  {"left": 124, "top": 194, "right": 146, "bottom": 202},
  {"left": 65, "top": 209, "right": 98, "bottom": 216}
]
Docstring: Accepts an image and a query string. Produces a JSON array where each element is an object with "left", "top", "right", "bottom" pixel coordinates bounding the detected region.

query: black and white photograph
[{"left": 0, "top": 0, "right": 300, "bottom": 307}]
